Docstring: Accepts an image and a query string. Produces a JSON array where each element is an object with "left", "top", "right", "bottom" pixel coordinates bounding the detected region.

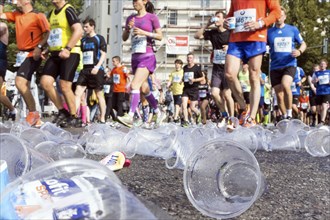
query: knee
[
  {"left": 225, "top": 72, "right": 235, "bottom": 82},
  {"left": 40, "top": 77, "right": 52, "bottom": 91},
  {"left": 60, "top": 83, "right": 71, "bottom": 94}
]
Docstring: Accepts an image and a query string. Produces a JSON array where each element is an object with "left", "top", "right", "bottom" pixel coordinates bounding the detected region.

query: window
[
  {"left": 85, "top": 0, "right": 91, "bottom": 8},
  {"left": 167, "top": 54, "right": 177, "bottom": 58},
  {"left": 115, "top": 25, "right": 118, "bottom": 43},
  {"left": 201, "top": 0, "right": 210, "bottom": 8},
  {"left": 115, "top": 0, "right": 119, "bottom": 12},
  {"left": 168, "top": 10, "right": 178, "bottom": 25},
  {"left": 107, "top": 28, "right": 110, "bottom": 44},
  {"left": 108, "top": 0, "right": 111, "bottom": 15},
  {"left": 199, "top": 56, "right": 209, "bottom": 64}
]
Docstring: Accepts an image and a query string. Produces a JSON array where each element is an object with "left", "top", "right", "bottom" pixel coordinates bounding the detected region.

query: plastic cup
[
  {"left": 166, "top": 127, "right": 213, "bottom": 169},
  {"left": 127, "top": 127, "right": 177, "bottom": 159},
  {"left": 19, "top": 128, "right": 49, "bottom": 148},
  {"left": 0, "top": 133, "right": 53, "bottom": 181},
  {"left": 0, "top": 159, "right": 156, "bottom": 220},
  {"left": 35, "top": 140, "right": 86, "bottom": 161},
  {"left": 184, "top": 139, "right": 262, "bottom": 219},
  {"left": 224, "top": 127, "right": 259, "bottom": 153},
  {"left": 227, "top": 17, "right": 236, "bottom": 30},
  {"left": 40, "top": 122, "right": 72, "bottom": 142},
  {"left": 266, "top": 133, "right": 301, "bottom": 151},
  {"left": 304, "top": 129, "right": 330, "bottom": 157}
]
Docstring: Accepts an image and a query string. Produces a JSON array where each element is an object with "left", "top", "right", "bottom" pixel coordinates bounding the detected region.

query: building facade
[{"left": 80, "top": 0, "right": 231, "bottom": 80}]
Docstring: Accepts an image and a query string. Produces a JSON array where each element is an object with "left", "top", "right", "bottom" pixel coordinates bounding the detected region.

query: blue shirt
[
  {"left": 314, "top": 69, "right": 330, "bottom": 95},
  {"left": 260, "top": 72, "right": 267, "bottom": 97},
  {"left": 291, "top": 67, "right": 305, "bottom": 96},
  {"left": 267, "top": 24, "right": 304, "bottom": 70}
]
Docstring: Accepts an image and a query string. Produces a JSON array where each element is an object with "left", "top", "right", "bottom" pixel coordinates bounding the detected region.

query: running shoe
[
  {"left": 181, "top": 120, "right": 189, "bottom": 128},
  {"left": 117, "top": 113, "right": 133, "bottom": 128},
  {"left": 52, "top": 109, "right": 70, "bottom": 125},
  {"left": 156, "top": 111, "right": 166, "bottom": 125},
  {"left": 238, "top": 109, "right": 249, "bottom": 125},
  {"left": 34, "top": 119, "right": 44, "bottom": 128},
  {"left": 196, "top": 113, "right": 202, "bottom": 124},
  {"left": 243, "top": 117, "right": 257, "bottom": 128},
  {"left": 60, "top": 116, "right": 82, "bottom": 128},
  {"left": 26, "top": 111, "right": 40, "bottom": 126}
]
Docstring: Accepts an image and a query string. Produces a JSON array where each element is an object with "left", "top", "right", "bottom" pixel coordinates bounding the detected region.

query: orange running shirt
[
  {"left": 110, "top": 66, "right": 128, "bottom": 93},
  {"left": 227, "top": 0, "right": 281, "bottom": 43},
  {"left": 5, "top": 11, "right": 50, "bottom": 57}
]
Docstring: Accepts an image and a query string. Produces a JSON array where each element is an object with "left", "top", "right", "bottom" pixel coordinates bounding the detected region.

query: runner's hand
[
  {"left": 59, "top": 48, "right": 70, "bottom": 59},
  {"left": 33, "top": 48, "right": 41, "bottom": 61}
]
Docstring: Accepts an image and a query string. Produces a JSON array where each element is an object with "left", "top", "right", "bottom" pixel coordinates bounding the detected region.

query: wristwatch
[
  {"left": 64, "top": 46, "right": 72, "bottom": 51},
  {"left": 37, "top": 44, "right": 43, "bottom": 50}
]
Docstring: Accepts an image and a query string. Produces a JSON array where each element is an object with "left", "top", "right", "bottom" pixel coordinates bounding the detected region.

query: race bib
[
  {"left": 241, "top": 82, "right": 248, "bottom": 92},
  {"left": 234, "top": 8, "right": 256, "bottom": 33},
  {"left": 14, "top": 51, "right": 29, "bottom": 67},
  {"left": 213, "top": 49, "right": 226, "bottom": 64},
  {"left": 104, "top": 85, "right": 110, "bottom": 93},
  {"left": 318, "top": 75, "right": 329, "bottom": 85},
  {"left": 184, "top": 72, "right": 194, "bottom": 82},
  {"left": 48, "top": 28, "right": 63, "bottom": 48},
  {"left": 199, "top": 90, "right": 207, "bottom": 98},
  {"left": 291, "top": 82, "right": 297, "bottom": 92},
  {"left": 113, "top": 74, "right": 120, "bottom": 84},
  {"left": 173, "top": 75, "right": 181, "bottom": 83},
  {"left": 301, "top": 103, "right": 308, "bottom": 109},
  {"left": 131, "top": 35, "right": 147, "bottom": 54},
  {"left": 83, "top": 51, "right": 94, "bottom": 65},
  {"left": 274, "top": 37, "right": 292, "bottom": 53}
]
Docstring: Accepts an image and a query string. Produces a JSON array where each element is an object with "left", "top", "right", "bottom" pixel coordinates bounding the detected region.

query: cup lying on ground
[
  {"left": 0, "top": 133, "right": 53, "bottom": 182},
  {"left": 183, "top": 139, "right": 264, "bottom": 219},
  {"left": 40, "top": 122, "right": 72, "bottom": 142},
  {"left": 266, "top": 132, "right": 301, "bottom": 152},
  {"left": 19, "top": 128, "right": 49, "bottom": 148},
  {"left": 304, "top": 129, "right": 330, "bottom": 157},
  {"left": 0, "top": 159, "right": 156, "bottom": 220},
  {"left": 34, "top": 140, "right": 86, "bottom": 161}
]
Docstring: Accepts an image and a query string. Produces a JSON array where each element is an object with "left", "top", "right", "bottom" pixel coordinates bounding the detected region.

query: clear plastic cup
[
  {"left": 127, "top": 127, "right": 177, "bottom": 159},
  {"left": 0, "top": 133, "right": 53, "bottom": 181},
  {"left": 266, "top": 132, "right": 301, "bottom": 151},
  {"left": 34, "top": 140, "right": 86, "bottom": 161},
  {"left": 223, "top": 127, "right": 259, "bottom": 153},
  {"left": 304, "top": 129, "right": 330, "bottom": 157},
  {"left": 276, "top": 119, "right": 309, "bottom": 134},
  {"left": 40, "top": 122, "right": 72, "bottom": 142},
  {"left": 0, "top": 159, "right": 156, "bottom": 220},
  {"left": 19, "top": 128, "right": 49, "bottom": 148},
  {"left": 183, "top": 139, "right": 262, "bottom": 219},
  {"left": 165, "top": 127, "right": 216, "bottom": 170}
]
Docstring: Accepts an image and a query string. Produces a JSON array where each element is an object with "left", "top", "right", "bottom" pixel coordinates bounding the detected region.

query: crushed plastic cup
[
  {"left": 183, "top": 139, "right": 263, "bottom": 219},
  {"left": 304, "top": 129, "right": 330, "bottom": 157},
  {"left": 40, "top": 122, "right": 72, "bottom": 142},
  {"left": 127, "top": 127, "right": 177, "bottom": 159},
  {"left": 34, "top": 140, "right": 86, "bottom": 161},
  {"left": 0, "top": 133, "right": 53, "bottom": 181},
  {"left": 0, "top": 159, "right": 156, "bottom": 220}
]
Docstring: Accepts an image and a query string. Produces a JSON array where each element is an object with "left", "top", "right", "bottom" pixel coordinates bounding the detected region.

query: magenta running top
[{"left": 126, "top": 12, "right": 161, "bottom": 54}]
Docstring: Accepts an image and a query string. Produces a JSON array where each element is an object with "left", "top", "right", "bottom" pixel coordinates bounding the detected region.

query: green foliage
[
  {"left": 3, "top": 1, "right": 84, "bottom": 71},
  {"left": 280, "top": 0, "right": 330, "bottom": 75}
]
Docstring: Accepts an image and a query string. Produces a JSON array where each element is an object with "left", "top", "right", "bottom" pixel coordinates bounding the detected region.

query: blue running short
[{"left": 227, "top": 42, "right": 266, "bottom": 64}]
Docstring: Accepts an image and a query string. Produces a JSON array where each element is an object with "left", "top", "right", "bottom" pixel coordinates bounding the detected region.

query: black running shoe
[
  {"left": 60, "top": 116, "right": 82, "bottom": 128},
  {"left": 52, "top": 109, "right": 70, "bottom": 125}
]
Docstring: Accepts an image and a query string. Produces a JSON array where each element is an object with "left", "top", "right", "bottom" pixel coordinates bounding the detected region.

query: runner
[
  {"left": 181, "top": 53, "right": 204, "bottom": 127},
  {"left": 40, "top": 0, "right": 83, "bottom": 127},
  {"left": 0, "top": 21, "right": 16, "bottom": 121},
  {"left": 0, "top": 0, "right": 50, "bottom": 126},
  {"left": 167, "top": 59, "right": 184, "bottom": 123},
  {"left": 74, "top": 17, "right": 107, "bottom": 124},
  {"left": 224, "top": 0, "right": 281, "bottom": 127},
  {"left": 194, "top": 10, "right": 234, "bottom": 121},
  {"left": 109, "top": 56, "right": 129, "bottom": 120},
  {"left": 268, "top": 7, "right": 307, "bottom": 120},
  {"left": 117, "top": 0, "right": 165, "bottom": 127}
]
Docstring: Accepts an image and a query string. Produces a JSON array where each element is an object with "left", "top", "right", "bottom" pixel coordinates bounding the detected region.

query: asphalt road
[{"left": 66, "top": 125, "right": 330, "bottom": 220}]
